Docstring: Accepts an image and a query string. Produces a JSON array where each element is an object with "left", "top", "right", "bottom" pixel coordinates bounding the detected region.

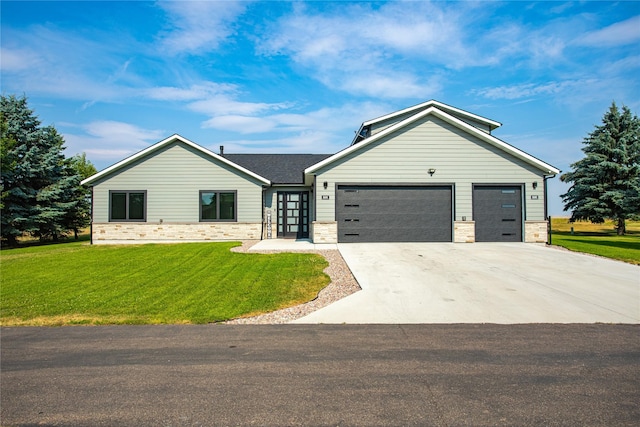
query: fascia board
[
  {"left": 306, "top": 107, "right": 559, "bottom": 175},
  {"left": 362, "top": 100, "right": 502, "bottom": 130},
  {"left": 81, "top": 134, "right": 271, "bottom": 186}
]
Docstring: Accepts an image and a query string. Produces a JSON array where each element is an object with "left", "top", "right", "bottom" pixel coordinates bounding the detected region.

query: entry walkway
[{"left": 249, "top": 239, "right": 338, "bottom": 251}]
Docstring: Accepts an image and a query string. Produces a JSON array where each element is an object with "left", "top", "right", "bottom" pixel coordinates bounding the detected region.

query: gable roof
[
  {"left": 224, "top": 154, "right": 332, "bottom": 184},
  {"left": 351, "top": 100, "right": 502, "bottom": 145},
  {"left": 81, "top": 134, "right": 271, "bottom": 186},
  {"left": 307, "top": 105, "right": 560, "bottom": 176}
]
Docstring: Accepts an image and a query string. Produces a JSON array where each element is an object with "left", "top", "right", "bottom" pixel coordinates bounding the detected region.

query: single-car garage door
[
  {"left": 336, "top": 185, "right": 452, "bottom": 243},
  {"left": 473, "top": 185, "right": 522, "bottom": 242}
]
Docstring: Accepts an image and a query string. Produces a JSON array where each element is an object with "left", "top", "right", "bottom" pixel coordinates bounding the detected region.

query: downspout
[
  {"left": 313, "top": 175, "right": 318, "bottom": 221},
  {"left": 543, "top": 173, "right": 557, "bottom": 220},
  {"left": 543, "top": 174, "right": 555, "bottom": 246},
  {"left": 312, "top": 175, "right": 317, "bottom": 242},
  {"left": 90, "top": 186, "right": 94, "bottom": 245},
  {"left": 261, "top": 186, "right": 266, "bottom": 240}
]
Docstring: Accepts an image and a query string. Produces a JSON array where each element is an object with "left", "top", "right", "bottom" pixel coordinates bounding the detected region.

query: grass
[
  {"left": 550, "top": 218, "right": 640, "bottom": 265},
  {"left": 0, "top": 241, "right": 330, "bottom": 326}
]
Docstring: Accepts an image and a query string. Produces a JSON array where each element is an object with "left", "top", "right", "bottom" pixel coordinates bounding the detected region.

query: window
[
  {"left": 200, "top": 191, "right": 236, "bottom": 221},
  {"left": 109, "top": 191, "right": 146, "bottom": 221}
]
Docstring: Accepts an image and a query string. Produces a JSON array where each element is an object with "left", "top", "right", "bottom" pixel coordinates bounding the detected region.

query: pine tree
[
  {"left": 64, "top": 153, "right": 97, "bottom": 239},
  {"left": 1, "top": 95, "right": 43, "bottom": 245},
  {"left": 31, "top": 126, "right": 80, "bottom": 241},
  {"left": 1, "top": 95, "right": 84, "bottom": 245},
  {"left": 561, "top": 102, "right": 640, "bottom": 235}
]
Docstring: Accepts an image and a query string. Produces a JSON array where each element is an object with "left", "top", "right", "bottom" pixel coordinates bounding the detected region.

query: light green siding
[
  {"left": 314, "top": 116, "right": 547, "bottom": 222},
  {"left": 369, "top": 111, "right": 418, "bottom": 136},
  {"left": 92, "top": 142, "right": 264, "bottom": 223}
]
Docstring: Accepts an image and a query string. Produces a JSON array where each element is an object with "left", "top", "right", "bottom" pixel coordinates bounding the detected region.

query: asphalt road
[{"left": 2, "top": 324, "right": 639, "bottom": 426}]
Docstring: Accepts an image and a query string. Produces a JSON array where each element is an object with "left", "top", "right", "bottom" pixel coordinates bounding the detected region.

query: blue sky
[{"left": 2, "top": 1, "right": 639, "bottom": 215}]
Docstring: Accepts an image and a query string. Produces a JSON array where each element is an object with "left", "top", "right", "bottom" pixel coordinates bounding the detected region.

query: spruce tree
[
  {"left": 1, "top": 95, "right": 43, "bottom": 245},
  {"left": 64, "top": 153, "right": 97, "bottom": 239},
  {"left": 1, "top": 95, "right": 84, "bottom": 245},
  {"left": 561, "top": 102, "right": 640, "bottom": 235},
  {"left": 31, "top": 126, "right": 80, "bottom": 241}
]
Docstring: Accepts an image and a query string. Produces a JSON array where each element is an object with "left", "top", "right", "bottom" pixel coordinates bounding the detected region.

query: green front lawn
[
  {"left": 550, "top": 218, "right": 640, "bottom": 265},
  {"left": 0, "top": 242, "right": 329, "bottom": 326}
]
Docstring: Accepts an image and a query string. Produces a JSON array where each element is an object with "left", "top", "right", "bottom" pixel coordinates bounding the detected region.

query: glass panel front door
[{"left": 277, "top": 192, "right": 309, "bottom": 238}]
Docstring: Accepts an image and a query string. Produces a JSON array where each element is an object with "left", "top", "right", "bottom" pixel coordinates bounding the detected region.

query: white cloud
[
  {"left": 256, "top": 2, "right": 585, "bottom": 98},
  {"left": 215, "top": 130, "right": 343, "bottom": 154},
  {"left": 156, "top": 1, "right": 247, "bottom": 55},
  {"left": 144, "top": 82, "right": 236, "bottom": 102},
  {"left": 0, "top": 26, "right": 141, "bottom": 104},
  {"left": 258, "top": 2, "right": 468, "bottom": 99},
  {"left": 188, "top": 95, "right": 288, "bottom": 117},
  {"left": 84, "top": 121, "right": 164, "bottom": 142},
  {"left": 144, "top": 82, "right": 293, "bottom": 124},
  {"left": 262, "top": 2, "right": 471, "bottom": 64},
  {"left": 337, "top": 73, "right": 441, "bottom": 100},
  {"left": 214, "top": 101, "right": 386, "bottom": 133},
  {"left": 201, "top": 102, "right": 393, "bottom": 152},
  {"left": 203, "top": 115, "right": 276, "bottom": 134},
  {"left": 471, "top": 80, "right": 593, "bottom": 100},
  {"left": 62, "top": 121, "right": 165, "bottom": 167},
  {"left": 0, "top": 47, "right": 42, "bottom": 71},
  {"left": 577, "top": 15, "right": 640, "bottom": 47}
]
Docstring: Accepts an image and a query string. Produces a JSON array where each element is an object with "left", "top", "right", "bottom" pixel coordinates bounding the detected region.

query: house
[{"left": 81, "top": 100, "right": 560, "bottom": 244}]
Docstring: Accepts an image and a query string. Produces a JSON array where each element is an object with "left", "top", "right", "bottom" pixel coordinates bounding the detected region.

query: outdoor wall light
[
  {"left": 428, "top": 168, "right": 436, "bottom": 176},
  {"left": 532, "top": 181, "right": 538, "bottom": 189},
  {"left": 323, "top": 181, "right": 328, "bottom": 189}
]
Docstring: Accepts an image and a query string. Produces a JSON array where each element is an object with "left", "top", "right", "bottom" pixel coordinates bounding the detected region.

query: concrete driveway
[{"left": 295, "top": 243, "right": 639, "bottom": 324}]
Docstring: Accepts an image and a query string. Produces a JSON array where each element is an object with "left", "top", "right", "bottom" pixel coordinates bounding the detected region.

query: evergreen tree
[
  {"left": 1, "top": 95, "right": 43, "bottom": 245},
  {"left": 0, "top": 117, "right": 16, "bottom": 210},
  {"left": 31, "top": 126, "right": 80, "bottom": 241},
  {"left": 64, "top": 153, "right": 97, "bottom": 239},
  {"left": 1, "top": 95, "right": 84, "bottom": 245},
  {"left": 561, "top": 102, "right": 640, "bottom": 235}
]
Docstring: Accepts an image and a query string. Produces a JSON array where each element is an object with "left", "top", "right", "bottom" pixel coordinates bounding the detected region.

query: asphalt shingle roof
[{"left": 223, "top": 154, "right": 332, "bottom": 184}]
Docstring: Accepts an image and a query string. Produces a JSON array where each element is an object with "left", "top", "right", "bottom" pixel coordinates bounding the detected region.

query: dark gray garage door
[
  {"left": 473, "top": 185, "right": 522, "bottom": 242},
  {"left": 336, "top": 185, "right": 452, "bottom": 243}
]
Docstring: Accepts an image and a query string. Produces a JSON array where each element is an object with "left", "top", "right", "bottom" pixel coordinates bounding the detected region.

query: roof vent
[{"left": 219, "top": 145, "right": 224, "bottom": 155}]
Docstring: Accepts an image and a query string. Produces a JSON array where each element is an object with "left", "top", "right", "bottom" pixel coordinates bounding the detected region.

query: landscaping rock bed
[{"left": 226, "top": 241, "right": 361, "bottom": 324}]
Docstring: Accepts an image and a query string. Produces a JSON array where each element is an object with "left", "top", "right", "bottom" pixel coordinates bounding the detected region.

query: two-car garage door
[
  {"left": 335, "top": 184, "right": 523, "bottom": 243},
  {"left": 336, "top": 185, "right": 452, "bottom": 243}
]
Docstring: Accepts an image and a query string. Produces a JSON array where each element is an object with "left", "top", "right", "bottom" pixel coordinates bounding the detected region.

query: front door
[{"left": 277, "top": 192, "right": 309, "bottom": 238}]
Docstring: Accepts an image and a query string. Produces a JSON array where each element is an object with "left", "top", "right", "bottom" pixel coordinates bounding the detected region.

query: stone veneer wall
[
  {"left": 308, "top": 220, "right": 548, "bottom": 244},
  {"left": 524, "top": 220, "right": 548, "bottom": 243},
  {"left": 311, "top": 221, "right": 338, "bottom": 244},
  {"left": 454, "top": 221, "right": 475, "bottom": 243},
  {"left": 92, "top": 222, "right": 261, "bottom": 243}
]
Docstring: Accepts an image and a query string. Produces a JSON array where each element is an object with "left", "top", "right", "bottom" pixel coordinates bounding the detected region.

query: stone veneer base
[
  {"left": 92, "top": 222, "right": 262, "bottom": 243},
  {"left": 311, "top": 221, "right": 338, "bottom": 244},
  {"left": 92, "top": 220, "right": 549, "bottom": 244},
  {"left": 454, "top": 221, "right": 475, "bottom": 243},
  {"left": 524, "top": 220, "right": 549, "bottom": 243}
]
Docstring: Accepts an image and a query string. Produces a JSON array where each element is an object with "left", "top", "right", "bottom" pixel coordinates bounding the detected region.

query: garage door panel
[
  {"left": 337, "top": 185, "right": 452, "bottom": 243},
  {"left": 341, "top": 227, "right": 447, "bottom": 243},
  {"left": 473, "top": 186, "right": 522, "bottom": 242}
]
